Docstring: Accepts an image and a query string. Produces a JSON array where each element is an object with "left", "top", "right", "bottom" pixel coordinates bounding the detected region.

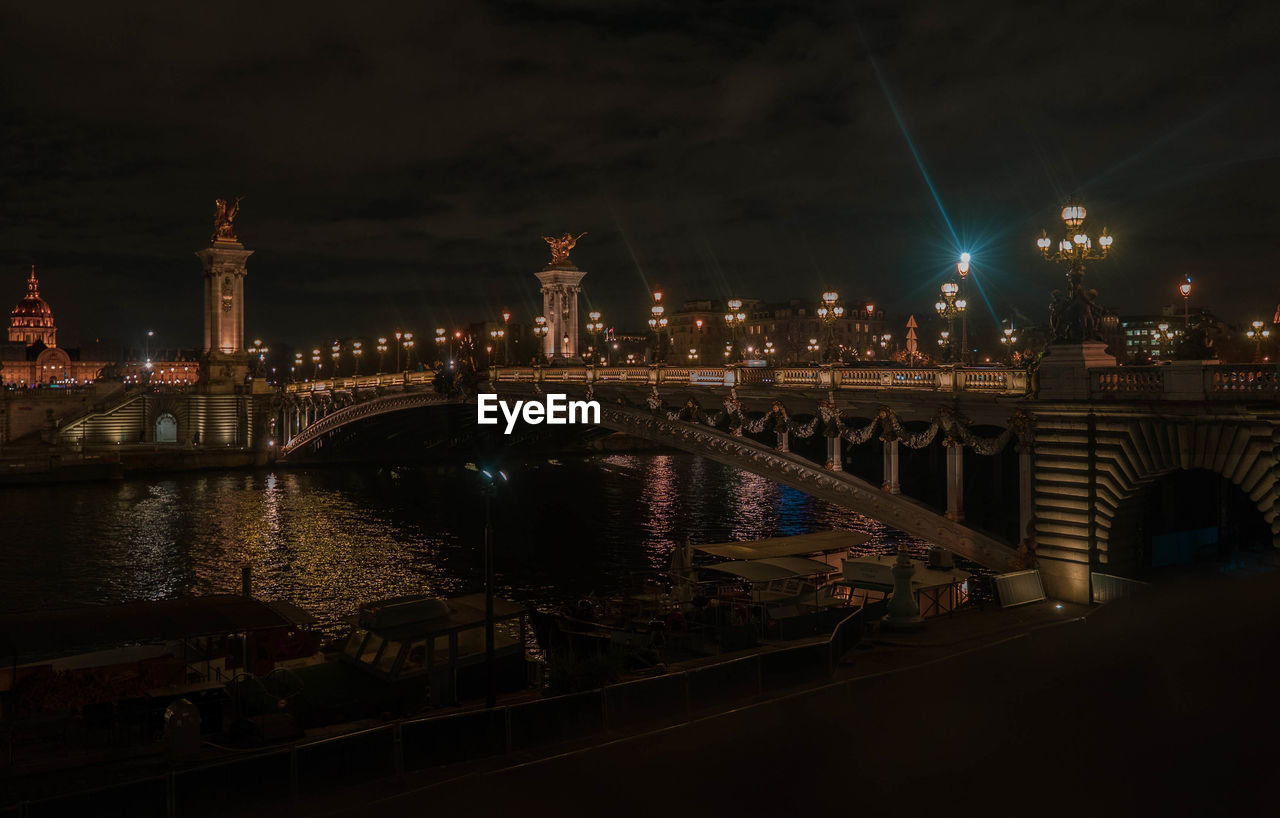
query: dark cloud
[{"left": 0, "top": 0, "right": 1277, "bottom": 350}]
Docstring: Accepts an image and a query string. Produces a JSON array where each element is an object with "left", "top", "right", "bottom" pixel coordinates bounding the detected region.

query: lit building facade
[
  {"left": 3, "top": 267, "right": 108, "bottom": 386},
  {"left": 666, "top": 298, "right": 887, "bottom": 364}
]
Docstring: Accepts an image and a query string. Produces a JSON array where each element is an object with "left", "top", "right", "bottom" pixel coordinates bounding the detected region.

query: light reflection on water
[{"left": 0, "top": 453, "right": 932, "bottom": 637}]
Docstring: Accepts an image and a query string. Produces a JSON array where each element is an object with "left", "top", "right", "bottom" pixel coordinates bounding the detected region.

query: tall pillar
[
  {"left": 946, "top": 439, "right": 964, "bottom": 520},
  {"left": 882, "top": 438, "right": 901, "bottom": 494},
  {"left": 196, "top": 201, "right": 252, "bottom": 393},
  {"left": 534, "top": 237, "right": 588, "bottom": 361}
]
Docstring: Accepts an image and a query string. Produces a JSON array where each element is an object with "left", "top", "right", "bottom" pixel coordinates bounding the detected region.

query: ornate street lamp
[
  {"left": 687, "top": 347, "right": 699, "bottom": 362},
  {"left": 955, "top": 253, "right": 971, "bottom": 364},
  {"left": 999, "top": 325, "right": 1019, "bottom": 364},
  {"left": 248, "top": 339, "right": 268, "bottom": 377},
  {"left": 1246, "top": 320, "right": 1271, "bottom": 363},
  {"left": 331, "top": 341, "right": 340, "bottom": 375},
  {"left": 403, "top": 334, "right": 416, "bottom": 370},
  {"left": 376, "top": 337, "right": 388, "bottom": 373},
  {"left": 806, "top": 337, "right": 821, "bottom": 363},
  {"left": 532, "top": 316, "right": 549, "bottom": 364},
  {"left": 586, "top": 310, "right": 603, "bottom": 363},
  {"left": 934, "top": 280, "right": 966, "bottom": 363},
  {"left": 393, "top": 330, "right": 404, "bottom": 371},
  {"left": 311, "top": 348, "right": 321, "bottom": 379},
  {"left": 501, "top": 309, "right": 511, "bottom": 364},
  {"left": 724, "top": 298, "right": 746, "bottom": 361},
  {"left": 1179, "top": 277, "right": 1193, "bottom": 328},
  {"left": 352, "top": 340, "right": 363, "bottom": 375},
  {"left": 648, "top": 293, "right": 668, "bottom": 363},
  {"left": 433, "top": 328, "right": 446, "bottom": 364},
  {"left": 489, "top": 327, "right": 506, "bottom": 365},
  {"left": 293, "top": 352, "right": 303, "bottom": 382},
  {"left": 816, "top": 291, "right": 845, "bottom": 362},
  {"left": 1037, "top": 199, "right": 1114, "bottom": 343}
]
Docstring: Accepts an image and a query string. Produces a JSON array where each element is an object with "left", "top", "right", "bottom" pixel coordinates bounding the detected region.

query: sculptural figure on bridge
[
  {"left": 1048, "top": 276, "right": 1105, "bottom": 344},
  {"left": 212, "top": 197, "right": 242, "bottom": 243},
  {"left": 542, "top": 232, "right": 586, "bottom": 267}
]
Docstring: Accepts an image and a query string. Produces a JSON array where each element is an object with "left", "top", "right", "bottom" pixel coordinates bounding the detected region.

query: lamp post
[
  {"left": 806, "top": 337, "right": 821, "bottom": 363},
  {"left": 648, "top": 292, "right": 668, "bottom": 363},
  {"left": 311, "top": 348, "right": 321, "bottom": 380},
  {"left": 502, "top": 310, "right": 512, "bottom": 361},
  {"left": 1000, "top": 325, "right": 1019, "bottom": 364},
  {"left": 376, "top": 337, "right": 388, "bottom": 373},
  {"left": 586, "top": 311, "right": 603, "bottom": 363},
  {"left": 247, "top": 339, "right": 268, "bottom": 378},
  {"left": 817, "top": 291, "right": 845, "bottom": 363},
  {"left": 532, "top": 316, "right": 549, "bottom": 364},
  {"left": 687, "top": 347, "right": 699, "bottom": 363},
  {"left": 331, "top": 342, "right": 340, "bottom": 376},
  {"left": 293, "top": 352, "right": 302, "bottom": 383},
  {"left": 955, "top": 253, "right": 971, "bottom": 364},
  {"left": 475, "top": 465, "right": 507, "bottom": 709},
  {"left": 403, "top": 334, "right": 416, "bottom": 370},
  {"left": 352, "top": 340, "right": 363, "bottom": 375},
  {"left": 1246, "top": 320, "right": 1270, "bottom": 363},
  {"left": 934, "top": 281, "right": 965, "bottom": 363},
  {"left": 1179, "top": 278, "right": 1192, "bottom": 328},
  {"left": 434, "top": 328, "right": 446, "bottom": 365},
  {"left": 489, "top": 328, "right": 505, "bottom": 365},
  {"left": 724, "top": 298, "right": 746, "bottom": 361},
  {"left": 1037, "top": 199, "right": 1114, "bottom": 343}
]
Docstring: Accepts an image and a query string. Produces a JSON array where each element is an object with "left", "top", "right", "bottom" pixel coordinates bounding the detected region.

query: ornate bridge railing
[
  {"left": 1090, "top": 364, "right": 1280, "bottom": 400},
  {"left": 283, "top": 371, "right": 435, "bottom": 394},
  {"left": 491, "top": 365, "right": 1031, "bottom": 396}
]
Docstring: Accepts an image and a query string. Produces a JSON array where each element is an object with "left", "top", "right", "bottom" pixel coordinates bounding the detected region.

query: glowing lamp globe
[
  {"left": 960, "top": 252, "right": 971, "bottom": 264},
  {"left": 1062, "top": 204, "right": 1087, "bottom": 227},
  {"left": 941, "top": 281, "right": 958, "bottom": 296},
  {"left": 1179, "top": 281, "right": 1191, "bottom": 298},
  {"left": 1098, "top": 233, "right": 1113, "bottom": 248}
]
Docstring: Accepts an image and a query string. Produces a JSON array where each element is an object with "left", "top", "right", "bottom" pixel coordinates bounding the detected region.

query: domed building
[
  {"left": 2, "top": 266, "right": 118, "bottom": 387},
  {"left": 9, "top": 266, "right": 56, "bottom": 347}
]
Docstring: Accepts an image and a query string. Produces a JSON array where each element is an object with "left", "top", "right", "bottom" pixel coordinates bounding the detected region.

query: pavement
[{"left": 244, "top": 572, "right": 1280, "bottom": 818}]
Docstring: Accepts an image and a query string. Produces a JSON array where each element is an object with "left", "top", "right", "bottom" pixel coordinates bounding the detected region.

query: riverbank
[{"left": 0, "top": 446, "right": 268, "bottom": 485}]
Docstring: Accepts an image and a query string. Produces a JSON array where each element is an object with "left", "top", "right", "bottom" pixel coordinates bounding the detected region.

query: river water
[{"left": 0, "top": 454, "right": 933, "bottom": 636}]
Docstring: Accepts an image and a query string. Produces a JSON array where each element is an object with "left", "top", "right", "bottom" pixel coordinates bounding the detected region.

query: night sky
[{"left": 2, "top": 1, "right": 1277, "bottom": 351}]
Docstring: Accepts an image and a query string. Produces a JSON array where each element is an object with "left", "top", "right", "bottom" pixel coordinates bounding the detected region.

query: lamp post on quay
[
  {"left": 586, "top": 311, "right": 604, "bottom": 363},
  {"left": 532, "top": 316, "right": 549, "bottom": 364},
  {"left": 352, "top": 340, "right": 363, "bottom": 375},
  {"left": 376, "top": 337, "right": 388, "bottom": 373}
]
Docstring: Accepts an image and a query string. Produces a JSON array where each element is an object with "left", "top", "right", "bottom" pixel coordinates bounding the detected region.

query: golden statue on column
[
  {"left": 213, "top": 197, "right": 242, "bottom": 243},
  {"left": 542, "top": 231, "right": 586, "bottom": 267}
]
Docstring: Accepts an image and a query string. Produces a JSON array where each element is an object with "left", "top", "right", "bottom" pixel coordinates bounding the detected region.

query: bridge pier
[
  {"left": 945, "top": 439, "right": 964, "bottom": 521},
  {"left": 882, "top": 438, "right": 900, "bottom": 494}
]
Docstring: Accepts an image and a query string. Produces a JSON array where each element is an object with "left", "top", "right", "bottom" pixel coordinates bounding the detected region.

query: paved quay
[{"left": 254, "top": 575, "right": 1280, "bottom": 818}]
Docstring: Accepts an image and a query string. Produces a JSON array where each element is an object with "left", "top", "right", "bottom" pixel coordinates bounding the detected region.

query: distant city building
[
  {"left": 1118, "top": 304, "right": 1211, "bottom": 362},
  {"left": 2, "top": 267, "right": 197, "bottom": 387},
  {"left": 666, "top": 297, "right": 887, "bottom": 364}
]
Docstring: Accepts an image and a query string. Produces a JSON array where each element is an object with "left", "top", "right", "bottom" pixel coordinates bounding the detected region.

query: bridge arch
[{"left": 279, "top": 391, "right": 459, "bottom": 457}]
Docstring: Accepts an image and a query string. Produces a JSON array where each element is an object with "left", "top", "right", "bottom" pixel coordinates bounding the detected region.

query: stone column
[
  {"left": 535, "top": 266, "right": 587, "bottom": 361},
  {"left": 827, "top": 436, "right": 843, "bottom": 471},
  {"left": 882, "top": 437, "right": 901, "bottom": 494},
  {"left": 196, "top": 237, "right": 253, "bottom": 392},
  {"left": 946, "top": 438, "right": 964, "bottom": 521}
]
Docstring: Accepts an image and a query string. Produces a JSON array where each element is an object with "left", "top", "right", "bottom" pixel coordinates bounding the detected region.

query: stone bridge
[{"left": 278, "top": 358, "right": 1280, "bottom": 604}]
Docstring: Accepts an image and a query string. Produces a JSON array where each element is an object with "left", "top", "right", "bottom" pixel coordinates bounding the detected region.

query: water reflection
[{"left": 0, "top": 453, "right": 932, "bottom": 636}]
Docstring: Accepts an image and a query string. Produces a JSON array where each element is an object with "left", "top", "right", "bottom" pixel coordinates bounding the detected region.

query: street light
[
  {"left": 806, "top": 337, "right": 821, "bottom": 362},
  {"left": 586, "top": 310, "right": 603, "bottom": 363},
  {"left": 955, "top": 254, "right": 971, "bottom": 363},
  {"left": 293, "top": 352, "right": 303, "bottom": 382},
  {"left": 648, "top": 294, "right": 668, "bottom": 363},
  {"left": 724, "top": 298, "right": 746, "bottom": 361},
  {"left": 376, "top": 337, "right": 388, "bottom": 373},
  {"left": 403, "top": 333, "right": 416, "bottom": 370},
  {"left": 532, "top": 316, "right": 549, "bottom": 363},
  {"left": 331, "top": 341, "right": 340, "bottom": 375},
  {"left": 1037, "top": 199, "right": 1115, "bottom": 343},
  {"left": 434, "top": 328, "right": 446, "bottom": 364},
  {"left": 311, "top": 348, "right": 321, "bottom": 379},
  {"left": 489, "top": 327, "right": 506, "bottom": 365},
  {"left": 934, "top": 280, "right": 965, "bottom": 363},
  {"left": 501, "top": 309, "right": 511, "bottom": 364},
  {"left": 247, "top": 339, "right": 269, "bottom": 377},
  {"left": 1000, "top": 325, "right": 1019, "bottom": 364},
  {"left": 1246, "top": 320, "right": 1271, "bottom": 362},
  {"left": 687, "top": 347, "right": 699, "bottom": 362},
  {"left": 816, "top": 291, "right": 845, "bottom": 362},
  {"left": 1180, "top": 277, "right": 1193, "bottom": 328},
  {"left": 352, "top": 340, "right": 363, "bottom": 375}
]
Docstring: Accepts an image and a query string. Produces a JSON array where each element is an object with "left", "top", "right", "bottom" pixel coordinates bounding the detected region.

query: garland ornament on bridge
[
  {"left": 1038, "top": 198, "right": 1114, "bottom": 344},
  {"left": 638, "top": 387, "right": 1033, "bottom": 457}
]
